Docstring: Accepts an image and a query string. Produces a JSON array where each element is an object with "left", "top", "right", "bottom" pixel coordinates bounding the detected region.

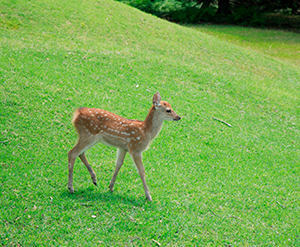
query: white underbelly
[{"left": 96, "top": 133, "right": 128, "bottom": 150}]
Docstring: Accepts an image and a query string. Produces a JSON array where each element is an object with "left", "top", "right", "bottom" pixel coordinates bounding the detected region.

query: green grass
[
  {"left": 1, "top": 0, "right": 300, "bottom": 245},
  {"left": 190, "top": 24, "right": 300, "bottom": 67}
]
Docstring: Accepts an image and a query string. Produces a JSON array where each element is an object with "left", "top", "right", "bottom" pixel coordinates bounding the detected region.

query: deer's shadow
[{"left": 61, "top": 186, "right": 150, "bottom": 208}]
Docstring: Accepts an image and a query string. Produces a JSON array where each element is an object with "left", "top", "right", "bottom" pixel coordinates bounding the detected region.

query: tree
[{"left": 216, "top": 0, "right": 231, "bottom": 17}]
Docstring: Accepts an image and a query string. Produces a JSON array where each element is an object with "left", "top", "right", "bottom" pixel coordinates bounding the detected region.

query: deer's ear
[{"left": 153, "top": 92, "right": 161, "bottom": 108}]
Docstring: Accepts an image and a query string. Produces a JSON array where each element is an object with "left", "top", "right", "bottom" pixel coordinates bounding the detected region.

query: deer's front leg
[
  {"left": 130, "top": 152, "right": 152, "bottom": 201},
  {"left": 109, "top": 149, "right": 127, "bottom": 192},
  {"left": 79, "top": 152, "right": 97, "bottom": 186}
]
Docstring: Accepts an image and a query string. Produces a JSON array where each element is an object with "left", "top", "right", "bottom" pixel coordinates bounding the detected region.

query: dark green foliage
[
  {"left": 118, "top": 0, "right": 264, "bottom": 25},
  {"left": 118, "top": 0, "right": 298, "bottom": 25},
  {"left": 118, "top": 0, "right": 216, "bottom": 23},
  {"left": 231, "top": 0, "right": 299, "bottom": 13},
  {"left": 227, "top": 6, "right": 265, "bottom": 26},
  {"left": 153, "top": 1, "right": 216, "bottom": 23},
  {"left": 196, "top": 6, "right": 217, "bottom": 22},
  {"left": 121, "top": 0, "right": 154, "bottom": 13}
]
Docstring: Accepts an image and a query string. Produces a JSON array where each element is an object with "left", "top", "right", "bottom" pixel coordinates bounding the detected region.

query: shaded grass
[{"left": 1, "top": 0, "right": 300, "bottom": 245}]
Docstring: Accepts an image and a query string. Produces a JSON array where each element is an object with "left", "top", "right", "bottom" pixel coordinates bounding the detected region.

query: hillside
[{"left": 1, "top": 0, "right": 299, "bottom": 245}]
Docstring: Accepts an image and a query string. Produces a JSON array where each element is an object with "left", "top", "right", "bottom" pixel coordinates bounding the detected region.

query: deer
[{"left": 68, "top": 92, "right": 181, "bottom": 201}]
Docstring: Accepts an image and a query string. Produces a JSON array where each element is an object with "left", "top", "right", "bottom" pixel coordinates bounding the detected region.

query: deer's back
[{"left": 72, "top": 107, "right": 148, "bottom": 152}]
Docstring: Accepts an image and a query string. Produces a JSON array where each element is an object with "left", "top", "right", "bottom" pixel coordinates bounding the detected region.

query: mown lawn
[
  {"left": 1, "top": 0, "right": 300, "bottom": 245},
  {"left": 191, "top": 24, "right": 300, "bottom": 67}
]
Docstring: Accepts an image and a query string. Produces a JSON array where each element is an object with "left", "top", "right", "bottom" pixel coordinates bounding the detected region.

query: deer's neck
[{"left": 143, "top": 106, "right": 163, "bottom": 140}]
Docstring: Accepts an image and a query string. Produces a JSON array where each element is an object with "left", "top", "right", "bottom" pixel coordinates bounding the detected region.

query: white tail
[{"left": 68, "top": 92, "right": 181, "bottom": 201}]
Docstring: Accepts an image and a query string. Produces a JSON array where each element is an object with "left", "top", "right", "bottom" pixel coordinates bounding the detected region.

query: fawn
[{"left": 68, "top": 92, "right": 181, "bottom": 201}]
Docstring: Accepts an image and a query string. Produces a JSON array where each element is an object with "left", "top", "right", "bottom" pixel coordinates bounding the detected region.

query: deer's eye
[{"left": 166, "top": 109, "right": 171, "bottom": 113}]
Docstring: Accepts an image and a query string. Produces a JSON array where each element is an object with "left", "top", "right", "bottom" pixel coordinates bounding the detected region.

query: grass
[
  {"left": 1, "top": 0, "right": 300, "bottom": 245},
  {"left": 190, "top": 24, "right": 300, "bottom": 67}
]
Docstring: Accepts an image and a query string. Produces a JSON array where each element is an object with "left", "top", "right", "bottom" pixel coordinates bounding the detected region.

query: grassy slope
[
  {"left": 1, "top": 0, "right": 300, "bottom": 245},
  {"left": 191, "top": 24, "right": 300, "bottom": 67}
]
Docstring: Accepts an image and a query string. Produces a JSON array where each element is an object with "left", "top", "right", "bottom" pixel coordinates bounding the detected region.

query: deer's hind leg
[
  {"left": 68, "top": 134, "right": 97, "bottom": 193},
  {"left": 79, "top": 153, "right": 97, "bottom": 186}
]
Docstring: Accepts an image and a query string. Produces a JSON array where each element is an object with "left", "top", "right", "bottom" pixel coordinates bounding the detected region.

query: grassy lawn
[
  {"left": 190, "top": 24, "right": 300, "bottom": 67},
  {"left": 1, "top": 0, "right": 300, "bottom": 245}
]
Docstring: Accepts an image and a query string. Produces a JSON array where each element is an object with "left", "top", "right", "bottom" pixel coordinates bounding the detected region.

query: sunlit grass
[
  {"left": 191, "top": 24, "right": 300, "bottom": 67},
  {"left": 1, "top": 0, "right": 300, "bottom": 245}
]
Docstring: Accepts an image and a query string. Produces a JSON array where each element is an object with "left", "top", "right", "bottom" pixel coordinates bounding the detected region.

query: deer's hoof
[{"left": 146, "top": 195, "right": 152, "bottom": 202}]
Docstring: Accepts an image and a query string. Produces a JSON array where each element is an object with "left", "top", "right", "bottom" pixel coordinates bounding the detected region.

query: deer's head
[{"left": 153, "top": 92, "right": 181, "bottom": 121}]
